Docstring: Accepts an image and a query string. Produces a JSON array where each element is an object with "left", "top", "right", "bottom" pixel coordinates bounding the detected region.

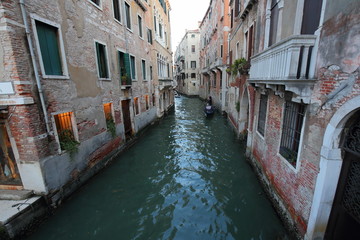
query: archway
[
  {"left": 324, "top": 111, "right": 360, "bottom": 239},
  {"left": 306, "top": 96, "right": 360, "bottom": 239}
]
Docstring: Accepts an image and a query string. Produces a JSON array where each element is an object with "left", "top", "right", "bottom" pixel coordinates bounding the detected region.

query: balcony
[
  {"left": 159, "top": 77, "right": 174, "bottom": 90},
  {"left": 249, "top": 35, "right": 317, "bottom": 102}
]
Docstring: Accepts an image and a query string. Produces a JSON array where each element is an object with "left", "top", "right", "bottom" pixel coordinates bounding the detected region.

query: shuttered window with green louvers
[
  {"left": 95, "top": 42, "right": 109, "bottom": 79},
  {"left": 118, "top": 51, "right": 132, "bottom": 85},
  {"left": 35, "top": 21, "right": 63, "bottom": 76}
]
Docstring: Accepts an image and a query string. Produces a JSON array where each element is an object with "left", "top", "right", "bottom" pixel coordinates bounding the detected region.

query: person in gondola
[{"left": 207, "top": 96, "right": 212, "bottom": 106}]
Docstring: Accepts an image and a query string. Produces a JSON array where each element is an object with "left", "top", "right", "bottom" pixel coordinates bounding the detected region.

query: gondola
[{"left": 204, "top": 104, "right": 215, "bottom": 117}]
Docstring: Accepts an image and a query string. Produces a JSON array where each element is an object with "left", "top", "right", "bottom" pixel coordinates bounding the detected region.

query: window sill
[
  {"left": 126, "top": 27, "right": 133, "bottom": 33},
  {"left": 42, "top": 75, "right": 70, "bottom": 80},
  {"left": 277, "top": 152, "right": 298, "bottom": 173},
  {"left": 88, "top": 0, "right": 102, "bottom": 11},
  {"left": 99, "top": 78, "right": 111, "bottom": 81},
  {"left": 114, "top": 19, "right": 122, "bottom": 25}
]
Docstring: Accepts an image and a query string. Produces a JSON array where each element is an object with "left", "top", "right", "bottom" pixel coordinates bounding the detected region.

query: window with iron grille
[
  {"left": 257, "top": 94, "right": 268, "bottom": 136},
  {"left": 279, "top": 101, "right": 306, "bottom": 167},
  {"left": 54, "top": 112, "right": 77, "bottom": 151}
]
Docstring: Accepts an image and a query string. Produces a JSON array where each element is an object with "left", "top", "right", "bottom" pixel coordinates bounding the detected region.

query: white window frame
[
  {"left": 94, "top": 40, "right": 111, "bottom": 80},
  {"left": 31, "top": 14, "right": 69, "bottom": 80},
  {"left": 129, "top": 54, "right": 137, "bottom": 80},
  {"left": 112, "top": 0, "right": 122, "bottom": 24},
  {"left": 88, "top": 0, "right": 102, "bottom": 10},
  {"left": 256, "top": 92, "right": 269, "bottom": 139},
  {"left": 124, "top": 1, "right": 132, "bottom": 31},
  {"left": 277, "top": 100, "right": 307, "bottom": 172},
  {"left": 51, "top": 111, "right": 79, "bottom": 154},
  {"left": 141, "top": 59, "right": 147, "bottom": 81},
  {"left": 138, "top": 14, "right": 143, "bottom": 39}
]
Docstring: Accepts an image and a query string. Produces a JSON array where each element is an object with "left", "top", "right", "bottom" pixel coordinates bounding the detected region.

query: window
[
  {"left": 235, "top": 0, "right": 240, "bottom": 17},
  {"left": 191, "top": 45, "right": 195, "bottom": 53},
  {"left": 150, "top": 66, "right": 153, "bottom": 80},
  {"left": 191, "top": 61, "right": 196, "bottom": 69},
  {"left": 220, "top": 45, "right": 223, "bottom": 58},
  {"left": 138, "top": 15, "right": 143, "bottom": 38},
  {"left": 269, "top": 0, "right": 279, "bottom": 46},
  {"left": 103, "top": 103, "right": 115, "bottom": 133},
  {"left": 257, "top": 94, "right": 268, "bottom": 136},
  {"left": 279, "top": 101, "right": 306, "bottom": 167},
  {"left": 142, "top": 59, "right": 146, "bottom": 80},
  {"left": 118, "top": 51, "right": 131, "bottom": 85},
  {"left": 54, "top": 112, "right": 78, "bottom": 152},
  {"left": 191, "top": 34, "right": 195, "bottom": 38},
  {"left": 152, "top": 93, "right": 155, "bottom": 106},
  {"left": 191, "top": 73, "right": 196, "bottom": 78},
  {"left": 154, "top": 16, "right": 157, "bottom": 33},
  {"left": 125, "top": 2, "right": 131, "bottom": 29},
  {"left": 103, "top": 103, "right": 113, "bottom": 120},
  {"left": 147, "top": 28, "right": 153, "bottom": 44},
  {"left": 95, "top": 42, "right": 109, "bottom": 79},
  {"left": 90, "top": 0, "right": 101, "bottom": 7},
  {"left": 145, "top": 95, "right": 149, "bottom": 110},
  {"left": 134, "top": 97, "right": 140, "bottom": 115},
  {"left": 34, "top": 20, "right": 67, "bottom": 77},
  {"left": 159, "top": 23, "right": 163, "bottom": 38},
  {"left": 113, "top": 0, "right": 121, "bottom": 22},
  {"left": 301, "top": 0, "right": 323, "bottom": 34},
  {"left": 130, "top": 55, "right": 136, "bottom": 79}
]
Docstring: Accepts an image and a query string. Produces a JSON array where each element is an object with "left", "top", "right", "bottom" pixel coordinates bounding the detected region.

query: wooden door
[{"left": 121, "top": 100, "right": 132, "bottom": 140}]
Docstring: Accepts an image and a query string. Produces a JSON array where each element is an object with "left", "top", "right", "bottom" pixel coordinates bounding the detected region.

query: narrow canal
[{"left": 27, "top": 97, "right": 288, "bottom": 240}]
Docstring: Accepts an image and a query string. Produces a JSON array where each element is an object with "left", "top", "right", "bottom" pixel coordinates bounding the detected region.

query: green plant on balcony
[
  {"left": 59, "top": 129, "right": 80, "bottom": 155},
  {"left": 226, "top": 58, "right": 250, "bottom": 76}
]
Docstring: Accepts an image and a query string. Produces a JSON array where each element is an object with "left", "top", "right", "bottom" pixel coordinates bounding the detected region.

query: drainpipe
[{"left": 19, "top": 0, "right": 51, "bottom": 134}]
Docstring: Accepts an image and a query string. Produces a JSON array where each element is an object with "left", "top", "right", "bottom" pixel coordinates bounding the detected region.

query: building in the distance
[{"left": 174, "top": 29, "right": 201, "bottom": 96}]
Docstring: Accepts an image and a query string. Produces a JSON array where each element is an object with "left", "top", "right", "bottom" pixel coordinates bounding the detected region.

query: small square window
[
  {"left": 191, "top": 73, "right": 196, "bottom": 78},
  {"left": 54, "top": 112, "right": 78, "bottom": 152}
]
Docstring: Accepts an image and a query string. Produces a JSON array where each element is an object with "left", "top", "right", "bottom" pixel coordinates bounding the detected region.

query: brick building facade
[
  {"left": 194, "top": 0, "right": 360, "bottom": 238},
  {"left": 0, "top": 0, "right": 174, "bottom": 201}
]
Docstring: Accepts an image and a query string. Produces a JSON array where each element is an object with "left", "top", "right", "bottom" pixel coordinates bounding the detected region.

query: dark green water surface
[{"left": 27, "top": 97, "right": 287, "bottom": 240}]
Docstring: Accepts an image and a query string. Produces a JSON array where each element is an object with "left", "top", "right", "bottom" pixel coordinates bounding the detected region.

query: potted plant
[
  {"left": 227, "top": 58, "right": 251, "bottom": 76},
  {"left": 59, "top": 129, "right": 80, "bottom": 155},
  {"left": 121, "top": 74, "right": 128, "bottom": 85}
]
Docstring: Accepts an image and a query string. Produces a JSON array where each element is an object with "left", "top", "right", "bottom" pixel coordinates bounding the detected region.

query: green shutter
[
  {"left": 124, "top": 53, "right": 131, "bottom": 76},
  {"left": 36, "top": 21, "right": 62, "bottom": 75}
]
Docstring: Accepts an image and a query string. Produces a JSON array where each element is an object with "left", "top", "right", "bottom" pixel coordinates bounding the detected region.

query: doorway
[
  {"left": 121, "top": 100, "right": 133, "bottom": 141},
  {"left": 0, "top": 122, "right": 22, "bottom": 188},
  {"left": 325, "top": 112, "right": 360, "bottom": 239}
]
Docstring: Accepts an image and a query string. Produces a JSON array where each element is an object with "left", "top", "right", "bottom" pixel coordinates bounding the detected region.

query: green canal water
[{"left": 27, "top": 97, "right": 288, "bottom": 240}]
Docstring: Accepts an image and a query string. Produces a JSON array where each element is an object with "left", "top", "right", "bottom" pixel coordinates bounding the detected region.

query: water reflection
[{"left": 27, "top": 97, "right": 287, "bottom": 240}]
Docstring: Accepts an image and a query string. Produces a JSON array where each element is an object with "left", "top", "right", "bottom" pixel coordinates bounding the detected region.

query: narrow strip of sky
[{"left": 170, "top": 0, "right": 210, "bottom": 53}]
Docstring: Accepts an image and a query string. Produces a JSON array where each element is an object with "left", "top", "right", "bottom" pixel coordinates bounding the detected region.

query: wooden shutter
[
  {"left": 36, "top": 21, "right": 62, "bottom": 75},
  {"left": 123, "top": 53, "right": 131, "bottom": 83}
]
